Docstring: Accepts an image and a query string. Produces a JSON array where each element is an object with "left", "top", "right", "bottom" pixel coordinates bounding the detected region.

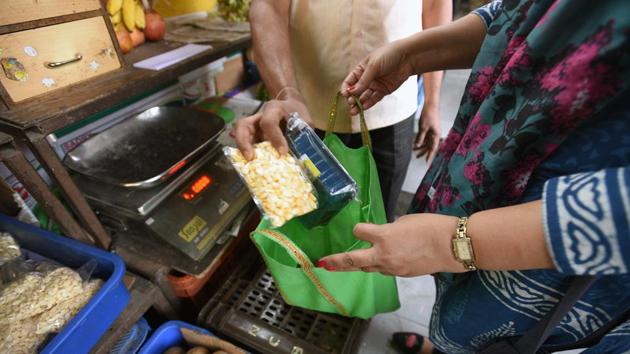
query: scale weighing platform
[{"left": 65, "top": 106, "right": 251, "bottom": 261}]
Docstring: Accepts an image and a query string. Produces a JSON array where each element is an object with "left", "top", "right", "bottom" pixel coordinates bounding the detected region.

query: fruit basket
[{"left": 197, "top": 257, "right": 368, "bottom": 354}]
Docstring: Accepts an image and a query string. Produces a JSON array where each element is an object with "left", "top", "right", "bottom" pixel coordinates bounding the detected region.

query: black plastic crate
[{"left": 198, "top": 264, "right": 368, "bottom": 354}]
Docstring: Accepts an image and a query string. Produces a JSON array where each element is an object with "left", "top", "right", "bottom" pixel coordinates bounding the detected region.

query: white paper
[{"left": 133, "top": 44, "right": 213, "bottom": 71}]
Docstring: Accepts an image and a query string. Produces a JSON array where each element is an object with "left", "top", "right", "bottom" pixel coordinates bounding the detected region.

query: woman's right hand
[{"left": 341, "top": 40, "right": 415, "bottom": 115}]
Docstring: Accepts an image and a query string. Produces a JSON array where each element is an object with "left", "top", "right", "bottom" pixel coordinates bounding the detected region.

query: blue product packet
[{"left": 285, "top": 113, "right": 358, "bottom": 228}]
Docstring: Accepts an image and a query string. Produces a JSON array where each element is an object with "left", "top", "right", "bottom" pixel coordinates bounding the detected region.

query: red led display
[{"left": 181, "top": 175, "right": 212, "bottom": 201}]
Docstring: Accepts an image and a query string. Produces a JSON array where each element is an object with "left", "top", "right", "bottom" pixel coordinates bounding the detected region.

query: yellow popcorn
[{"left": 226, "top": 142, "right": 317, "bottom": 227}]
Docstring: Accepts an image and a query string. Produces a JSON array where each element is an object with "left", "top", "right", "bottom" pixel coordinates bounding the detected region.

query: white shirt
[{"left": 289, "top": 0, "right": 421, "bottom": 133}]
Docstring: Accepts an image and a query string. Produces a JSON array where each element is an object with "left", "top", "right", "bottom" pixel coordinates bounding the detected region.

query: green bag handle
[
  {"left": 326, "top": 91, "right": 372, "bottom": 149},
  {"left": 254, "top": 229, "right": 350, "bottom": 316}
]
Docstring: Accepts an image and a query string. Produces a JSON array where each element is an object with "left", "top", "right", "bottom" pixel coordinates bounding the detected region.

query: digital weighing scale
[{"left": 65, "top": 106, "right": 250, "bottom": 260}]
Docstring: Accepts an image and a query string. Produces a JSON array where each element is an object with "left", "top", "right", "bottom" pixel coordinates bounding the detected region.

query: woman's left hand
[{"left": 317, "top": 214, "right": 466, "bottom": 276}]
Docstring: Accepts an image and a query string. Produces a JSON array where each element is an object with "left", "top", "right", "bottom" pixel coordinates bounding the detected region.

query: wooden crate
[{"left": 0, "top": 0, "right": 124, "bottom": 108}]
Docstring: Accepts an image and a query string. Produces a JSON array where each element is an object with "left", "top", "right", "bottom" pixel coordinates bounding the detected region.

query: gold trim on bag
[
  {"left": 326, "top": 92, "right": 372, "bottom": 149},
  {"left": 257, "top": 229, "right": 350, "bottom": 316}
]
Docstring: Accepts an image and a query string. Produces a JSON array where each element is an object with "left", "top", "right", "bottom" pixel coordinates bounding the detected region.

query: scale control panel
[{"left": 145, "top": 152, "right": 250, "bottom": 260}]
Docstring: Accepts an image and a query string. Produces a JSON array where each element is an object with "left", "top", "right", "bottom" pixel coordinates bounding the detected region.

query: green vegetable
[{"left": 218, "top": 0, "right": 251, "bottom": 23}]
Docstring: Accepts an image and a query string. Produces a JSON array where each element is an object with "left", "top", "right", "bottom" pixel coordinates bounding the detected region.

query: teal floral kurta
[{"left": 409, "top": 1, "right": 630, "bottom": 352}]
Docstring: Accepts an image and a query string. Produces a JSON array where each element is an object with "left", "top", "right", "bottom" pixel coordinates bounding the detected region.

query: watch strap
[{"left": 454, "top": 217, "right": 477, "bottom": 271}]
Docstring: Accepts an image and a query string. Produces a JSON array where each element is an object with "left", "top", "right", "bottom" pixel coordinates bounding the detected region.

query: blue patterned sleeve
[
  {"left": 543, "top": 167, "right": 630, "bottom": 275},
  {"left": 581, "top": 319, "right": 630, "bottom": 354},
  {"left": 471, "top": 0, "right": 503, "bottom": 29}
]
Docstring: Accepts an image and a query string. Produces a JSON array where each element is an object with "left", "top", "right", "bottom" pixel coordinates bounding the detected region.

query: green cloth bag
[{"left": 251, "top": 93, "right": 400, "bottom": 319}]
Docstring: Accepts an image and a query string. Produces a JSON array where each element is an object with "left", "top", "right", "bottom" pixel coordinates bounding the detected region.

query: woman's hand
[
  {"left": 231, "top": 91, "right": 311, "bottom": 160},
  {"left": 317, "top": 214, "right": 465, "bottom": 276},
  {"left": 318, "top": 201, "right": 556, "bottom": 275},
  {"left": 341, "top": 41, "right": 415, "bottom": 115},
  {"left": 340, "top": 13, "right": 488, "bottom": 115}
]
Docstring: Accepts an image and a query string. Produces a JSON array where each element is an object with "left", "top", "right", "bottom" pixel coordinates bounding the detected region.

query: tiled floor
[{"left": 357, "top": 70, "right": 583, "bottom": 353}]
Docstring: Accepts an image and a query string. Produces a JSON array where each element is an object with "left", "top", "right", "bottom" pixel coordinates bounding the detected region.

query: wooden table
[{"left": 0, "top": 37, "right": 251, "bottom": 248}]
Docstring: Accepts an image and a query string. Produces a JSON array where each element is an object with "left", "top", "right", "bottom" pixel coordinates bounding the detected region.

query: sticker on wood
[{"left": 0, "top": 17, "right": 121, "bottom": 103}]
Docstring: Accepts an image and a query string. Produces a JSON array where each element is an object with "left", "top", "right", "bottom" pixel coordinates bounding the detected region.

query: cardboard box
[{"left": 214, "top": 54, "right": 246, "bottom": 94}]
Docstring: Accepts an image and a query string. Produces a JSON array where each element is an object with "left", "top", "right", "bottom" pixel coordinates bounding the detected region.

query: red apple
[
  {"left": 144, "top": 11, "right": 165, "bottom": 41},
  {"left": 130, "top": 28, "right": 146, "bottom": 47},
  {"left": 116, "top": 30, "right": 133, "bottom": 54}
]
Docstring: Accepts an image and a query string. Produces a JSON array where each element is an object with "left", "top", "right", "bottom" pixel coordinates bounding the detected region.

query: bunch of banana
[
  {"left": 107, "top": 0, "right": 145, "bottom": 32},
  {"left": 218, "top": 0, "right": 251, "bottom": 23}
]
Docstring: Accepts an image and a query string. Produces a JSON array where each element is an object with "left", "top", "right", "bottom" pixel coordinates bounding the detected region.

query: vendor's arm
[
  {"left": 318, "top": 167, "right": 630, "bottom": 276},
  {"left": 232, "top": 0, "right": 310, "bottom": 160},
  {"left": 415, "top": 0, "right": 452, "bottom": 161}
]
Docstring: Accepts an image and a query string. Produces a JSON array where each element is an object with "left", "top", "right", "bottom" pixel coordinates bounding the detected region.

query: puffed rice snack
[
  {"left": 0, "top": 267, "right": 83, "bottom": 324},
  {"left": 0, "top": 316, "right": 46, "bottom": 354},
  {"left": 36, "top": 279, "right": 103, "bottom": 334},
  {"left": 225, "top": 142, "right": 317, "bottom": 227},
  {"left": 0, "top": 232, "right": 21, "bottom": 264}
]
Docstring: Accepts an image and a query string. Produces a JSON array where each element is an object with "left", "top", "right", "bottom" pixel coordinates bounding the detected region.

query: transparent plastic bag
[
  {"left": 0, "top": 236, "right": 102, "bottom": 351},
  {"left": 224, "top": 141, "right": 318, "bottom": 227},
  {"left": 0, "top": 266, "right": 84, "bottom": 325},
  {"left": 35, "top": 278, "right": 103, "bottom": 334},
  {"left": 0, "top": 232, "right": 21, "bottom": 266},
  {"left": 285, "top": 113, "right": 359, "bottom": 227},
  {"left": 0, "top": 315, "right": 46, "bottom": 354},
  {"left": 0, "top": 258, "right": 62, "bottom": 288}
]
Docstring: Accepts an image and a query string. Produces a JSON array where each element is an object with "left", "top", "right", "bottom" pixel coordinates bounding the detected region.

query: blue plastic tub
[
  {"left": 0, "top": 213, "right": 130, "bottom": 354},
  {"left": 139, "top": 321, "right": 214, "bottom": 354}
]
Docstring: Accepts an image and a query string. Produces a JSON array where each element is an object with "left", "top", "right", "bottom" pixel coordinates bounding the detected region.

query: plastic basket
[
  {"left": 0, "top": 213, "right": 130, "bottom": 353},
  {"left": 139, "top": 321, "right": 214, "bottom": 354},
  {"left": 110, "top": 317, "right": 151, "bottom": 354},
  {"left": 198, "top": 262, "right": 368, "bottom": 354}
]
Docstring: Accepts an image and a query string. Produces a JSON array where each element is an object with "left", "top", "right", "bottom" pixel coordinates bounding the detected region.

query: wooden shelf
[
  {"left": 0, "top": 132, "right": 11, "bottom": 146},
  {"left": 0, "top": 37, "right": 251, "bottom": 135}
]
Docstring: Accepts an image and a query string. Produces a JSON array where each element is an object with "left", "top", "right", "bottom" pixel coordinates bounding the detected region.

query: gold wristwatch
[{"left": 452, "top": 217, "right": 477, "bottom": 271}]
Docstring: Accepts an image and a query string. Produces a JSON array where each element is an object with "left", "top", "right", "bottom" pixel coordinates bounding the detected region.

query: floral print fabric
[
  {"left": 406, "top": 0, "right": 630, "bottom": 352},
  {"left": 410, "top": 0, "right": 630, "bottom": 216}
]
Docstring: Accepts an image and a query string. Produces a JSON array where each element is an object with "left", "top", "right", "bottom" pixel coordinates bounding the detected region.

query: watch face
[{"left": 453, "top": 238, "right": 473, "bottom": 261}]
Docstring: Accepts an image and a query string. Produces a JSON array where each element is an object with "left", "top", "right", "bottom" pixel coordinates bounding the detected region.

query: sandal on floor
[{"left": 391, "top": 332, "right": 425, "bottom": 354}]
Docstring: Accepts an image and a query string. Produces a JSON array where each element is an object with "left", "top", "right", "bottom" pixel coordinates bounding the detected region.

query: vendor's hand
[
  {"left": 231, "top": 91, "right": 311, "bottom": 160},
  {"left": 316, "top": 214, "right": 465, "bottom": 276},
  {"left": 414, "top": 103, "right": 441, "bottom": 162},
  {"left": 341, "top": 40, "right": 414, "bottom": 115}
]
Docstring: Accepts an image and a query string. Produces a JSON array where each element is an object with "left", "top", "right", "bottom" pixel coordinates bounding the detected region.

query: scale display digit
[{"left": 181, "top": 175, "right": 213, "bottom": 201}]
